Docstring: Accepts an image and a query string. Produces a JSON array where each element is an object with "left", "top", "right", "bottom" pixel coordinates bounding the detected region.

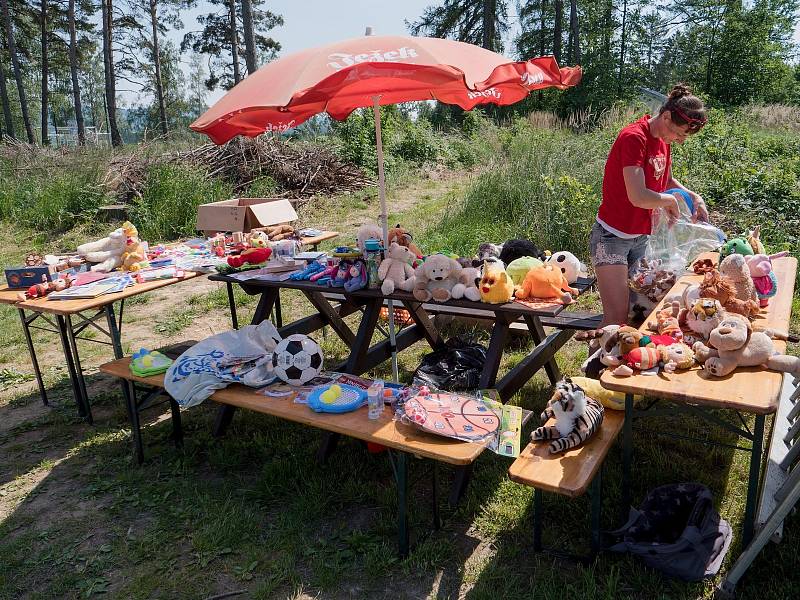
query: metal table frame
[
  {"left": 17, "top": 300, "right": 127, "bottom": 423},
  {"left": 621, "top": 393, "right": 766, "bottom": 546}
]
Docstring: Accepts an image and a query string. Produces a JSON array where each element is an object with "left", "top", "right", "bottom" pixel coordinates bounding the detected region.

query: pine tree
[{"left": 409, "top": 0, "right": 509, "bottom": 51}]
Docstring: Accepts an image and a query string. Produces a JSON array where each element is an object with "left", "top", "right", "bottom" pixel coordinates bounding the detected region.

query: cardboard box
[
  {"left": 4, "top": 265, "right": 59, "bottom": 289},
  {"left": 196, "top": 198, "right": 297, "bottom": 234}
]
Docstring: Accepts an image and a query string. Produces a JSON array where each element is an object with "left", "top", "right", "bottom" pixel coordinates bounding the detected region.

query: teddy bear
[
  {"left": 387, "top": 224, "right": 422, "bottom": 257},
  {"left": 603, "top": 325, "right": 650, "bottom": 358},
  {"left": 77, "top": 227, "right": 128, "bottom": 272},
  {"left": 378, "top": 242, "right": 417, "bottom": 295},
  {"left": 720, "top": 254, "right": 759, "bottom": 305},
  {"left": 693, "top": 313, "right": 800, "bottom": 377},
  {"left": 578, "top": 324, "right": 624, "bottom": 378},
  {"left": 452, "top": 266, "right": 481, "bottom": 301},
  {"left": 356, "top": 222, "right": 384, "bottom": 254},
  {"left": 413, "top": 254, "right": 463, "bottom": 302},
  {"left": 546, "top": 251, "right": 588, "bottom": 284},
  {"left": 699, "top": 269, "right": 760, "bottom": 319},
  {"left": 613, "top": 342, "right": 695, "bottom": 377},
  {"left": 478, "top": 259, "right": 515, "bottom": 304},
  {"left": 514, "top": 264, "right": 578, "bottom": 303}
]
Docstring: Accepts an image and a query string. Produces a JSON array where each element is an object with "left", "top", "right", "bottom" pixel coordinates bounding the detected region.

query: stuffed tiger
[{"left": 532, "top": 378, "right": 604, "bottom": 454}]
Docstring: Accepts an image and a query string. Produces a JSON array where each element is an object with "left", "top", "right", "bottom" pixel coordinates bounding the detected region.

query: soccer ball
[{"left": 271, "top": 334, "right": 324, "bottom": 386}]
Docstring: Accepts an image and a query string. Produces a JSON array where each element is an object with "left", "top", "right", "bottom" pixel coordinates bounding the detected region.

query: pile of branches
[{"left": 103, "top": 136, "right": 374, "bottom": 202}]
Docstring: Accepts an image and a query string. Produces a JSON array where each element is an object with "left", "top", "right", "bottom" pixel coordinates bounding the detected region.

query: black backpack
[{"left": 609, "top": 483, "right": 732, "bottom": 581}]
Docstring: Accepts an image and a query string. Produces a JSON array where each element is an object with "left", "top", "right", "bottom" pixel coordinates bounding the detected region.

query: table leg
[
  {"left": 274, "top": 293, "right": 283, "bottom": 328},
  {"left": 622, "top": 392, "right": 634, "bottom": 521},
  {"left": 344, "top": 299, "right": 381, "bottom": 375},
  {"left": 316, "top": 432, "right": 340, "bottom": 464},
  {"left": 448, "top": 463, "right": 473, "bottom": 506},
  {"left": 123, "top": 381, "right": 144, "bottom": 465},
  {"left": 169, "top": 398, "right": 184, "bottom": 449},
  {"left": 55, "top": 314, "right": 92, "bottom": 423},
  {"left": 533, "top": 488, "right": 543, "bottom": 552},
  {"left": 251, "top": 288, "right": 279, "bottom": 326},
  {"left": 105, "top": 304, "right": 124, "bottom": 359},
  {"left": 743, "top": 414, "right": 766, "bottom": 546},
  {"left": 402, "top": 300, "right": 444, "bottom": 350},
  {"left": 524, "top": 314, "right": 561, "bottom": 385},
  {"left": 65, "top": 314, "right": 91, "bottom": 420},
  {"left": 431, "top": 462, "right": 441, "bottom": 531},
  {"left": 18, "top": 308, "right": 47, "bottom": 406},
  {"left": 590, "top": 468, "right": 602, "bottom": 555},
  {"left": 212, "top": 405, "right": 237, "bottom": 438},
  {"left": 226, "top": 282, "right": 239, "bottom": 330},
  {"left": 397, "top": 451, "right": 409, "bottom": 558},
  {"left": 479, "top": 315, "right": 512, "bottom": 389}
]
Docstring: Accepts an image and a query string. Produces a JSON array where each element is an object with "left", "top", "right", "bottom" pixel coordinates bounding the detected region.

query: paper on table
[{"left": 229, "top": 269, "right": 300, "bottom": 282}]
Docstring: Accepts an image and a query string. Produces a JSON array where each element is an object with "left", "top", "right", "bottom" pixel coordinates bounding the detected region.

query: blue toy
[
  {"left": 289, "top": 262, "right": 326, "bottom": 280},
  {"left": 307, "top": 384, "right": 368, "bottom": 413},
  {"left": 343, "top": 260, "right": 368, "bottom": 292},
  {"left": 327, "top": 261, "right": 350, "bottom": 288}
]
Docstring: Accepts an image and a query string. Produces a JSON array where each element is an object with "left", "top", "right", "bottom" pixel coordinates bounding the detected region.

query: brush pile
[{"left": 103, "top": 136, "right": 373, "bottom": 202}]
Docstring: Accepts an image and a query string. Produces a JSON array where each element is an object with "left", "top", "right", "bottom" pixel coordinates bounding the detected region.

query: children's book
[{"left": 48, "top": 281, "right": 120, "bottom": 299}]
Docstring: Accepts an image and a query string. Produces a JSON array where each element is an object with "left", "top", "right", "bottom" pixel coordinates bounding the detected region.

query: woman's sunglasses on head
[{"left": 671, "top": 106, "right": 707, "bottom": 132}]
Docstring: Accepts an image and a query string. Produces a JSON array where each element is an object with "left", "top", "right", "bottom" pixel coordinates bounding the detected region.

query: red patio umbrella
[{"left": 191, "top": 33, "right": 581, "bottom": 378}]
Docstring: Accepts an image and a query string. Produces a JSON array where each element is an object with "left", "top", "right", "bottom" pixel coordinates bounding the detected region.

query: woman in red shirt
[{"left": 591, "top": 84, "right": 709, "bottom": 326}]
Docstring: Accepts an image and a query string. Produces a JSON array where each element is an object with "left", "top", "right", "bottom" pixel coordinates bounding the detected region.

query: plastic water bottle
[
  {"left": 367, "top": 380, "right": 385, "bottom": 420},
  {"left": 364, "top": 239, "right": 382, "bottom": 289}
]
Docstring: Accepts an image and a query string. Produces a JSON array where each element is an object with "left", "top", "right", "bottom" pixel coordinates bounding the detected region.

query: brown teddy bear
[
  {"left": 412, "top": 254, "right": 463, "bottom": 302},
  {"left": 387, "top": 224, "right": 422, "bottom": 257},
  {"left": 719, "top": 254, "right": 759, "bottom": 307},
  {"left": 699, "top": 269, "right": 759, "bottom": 319},
  {"left": 692, "top": 313, "right": 799, "bottom": 377}
]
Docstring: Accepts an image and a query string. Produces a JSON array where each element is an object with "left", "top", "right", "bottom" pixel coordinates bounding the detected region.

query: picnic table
[
  {"left": 601, "top": 254, "right": 798, "bottom": 546},
  {"left": 0, "top": 273, "right": 200, "bottom": 422},
  {"left": 0, "top": 231, "right": 339, "bottom": 422},
  {"left": 211, "top": 274, "right": 597, "bottom": 401},
  {"left": 99, "top": 355, "right": 491, "bottom": 557}
]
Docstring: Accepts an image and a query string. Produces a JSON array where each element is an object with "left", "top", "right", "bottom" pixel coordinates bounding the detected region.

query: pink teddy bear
[{"left": 744, "top": 252, "right": 788, "bottom": 308}]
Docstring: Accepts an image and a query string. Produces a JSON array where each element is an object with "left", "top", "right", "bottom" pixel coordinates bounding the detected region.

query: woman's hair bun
[{"left": 668, "top": 83, "right": 692, "bottom": 101}]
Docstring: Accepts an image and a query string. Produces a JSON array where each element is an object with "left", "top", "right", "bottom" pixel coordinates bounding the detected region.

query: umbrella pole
[{"left": 372, "top": 96, "right": 399, "bottom": 382}]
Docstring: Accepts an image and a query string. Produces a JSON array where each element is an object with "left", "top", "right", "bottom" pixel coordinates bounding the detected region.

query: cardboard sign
[{"left": 196, "top": 198, "right": 298, "bottom": 234}]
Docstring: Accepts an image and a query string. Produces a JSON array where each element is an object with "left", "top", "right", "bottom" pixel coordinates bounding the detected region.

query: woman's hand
[
  {"left": 689, "top": 192, "right": 709, "bottom": 223},
  {"left": 661, "top": 193, "right": 681, "bottom": 226}
]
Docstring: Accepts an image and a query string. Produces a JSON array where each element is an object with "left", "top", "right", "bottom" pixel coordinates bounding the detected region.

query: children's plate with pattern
[{"left": 404, "top": 393, "right": 500, "bottom": 441}]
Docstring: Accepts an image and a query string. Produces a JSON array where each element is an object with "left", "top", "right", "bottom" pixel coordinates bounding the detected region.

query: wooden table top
[
  {"left": 601, "top": 254, "right": 798, "bottom": 414},
  {"left": 0, "top": 272, "right": 200, "bottom": 315},
  {"left": 299, "top": 231, "right": 339, "bottom": 246},
  {"left": 100, "top": 358, "right": 489, "bottom": 466},
  {"left": 211, "top": 273, "right": 596, "bottom": 319}
]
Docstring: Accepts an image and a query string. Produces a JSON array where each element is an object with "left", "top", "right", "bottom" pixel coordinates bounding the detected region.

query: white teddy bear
[
  {"left": 77, "top": 228, "right": 127, "bottom": 272},
  {"left": 378, "top": 242, "right": 417, "bottom": 295}
]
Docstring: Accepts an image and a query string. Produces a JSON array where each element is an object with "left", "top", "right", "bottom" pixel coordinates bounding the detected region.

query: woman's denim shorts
[{"left": 589, "top": 221, "right": 648, "bottom": 276}]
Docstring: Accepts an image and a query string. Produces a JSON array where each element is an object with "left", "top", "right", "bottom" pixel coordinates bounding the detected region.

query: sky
[{"left": 145, "top": 0, "right": 800, "bottom": 107}]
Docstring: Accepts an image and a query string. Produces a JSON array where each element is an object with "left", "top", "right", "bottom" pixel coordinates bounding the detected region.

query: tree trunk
[
  {"left": 149, "top": 0, "right": 168, "bottom": 135},
  {"left": 68, "top": 0, "right": 85, "bottom": 144},
  {"left": 569, "top": 0, "right": 580, "bottom": 64},
  {"left": 2, "top": 0, "right": 35, "bottom": 143},
  {"left": 618, "top": 0, "right": 628, "bottom": 95},
  {"left": 41, "top": 0, "right": 49, "bottom": 145},
  {"left": 482, "top": 0, "right": 496, "bottom": 51},
  {"left": 101, "top": 0, "right": 122, "bottom": 146},
  {"left": 603, "top": 0, "right": 612, "bottom": 58},
  {"left": 241, "top": 0, "right": 257, "bottom": 74},
  {"left": 0, "top": 52, "right": 13, "bottom": 138},
  {"left": 228, "top": 0, "right": 241, "bottom": 84},
  {"left": 553, "top": 0, "right": 563, "bottom": 63},
  {"left": 539, "top": 0, "right": 547, "bottom": 56}
]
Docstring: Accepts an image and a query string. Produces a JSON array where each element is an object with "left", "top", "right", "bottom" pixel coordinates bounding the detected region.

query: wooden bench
[
  {"left": 99, "top": 356, "right": 491, "bottom": 557},
  {"left": 508, "top": 410, "right": 625, "bottom": 556}
]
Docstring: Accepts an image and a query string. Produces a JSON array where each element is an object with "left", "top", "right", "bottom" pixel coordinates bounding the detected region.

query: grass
[{"left": 2, "top": 113, "right": 800, "bottom": 598}]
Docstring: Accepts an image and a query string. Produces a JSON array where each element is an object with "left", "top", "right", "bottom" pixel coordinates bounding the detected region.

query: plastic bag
[
  {"left": 646, "top": 189, "right": 726, "bottom": 272},
  {"left": 412, "top": 337, "right": 487, "bottom": 391}
]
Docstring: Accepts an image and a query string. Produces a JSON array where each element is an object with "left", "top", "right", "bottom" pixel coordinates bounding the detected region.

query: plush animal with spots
[
  {"left": 532, "top": 378, "right": 604, "bottom": 454},
  {"left": 546, "top": 251, "right": 588, "bottom": 284}
]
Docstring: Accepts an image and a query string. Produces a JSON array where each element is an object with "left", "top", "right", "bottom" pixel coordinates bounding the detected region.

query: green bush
[
  {"left": 131, "top": 164, "right": 233, "bottom": 241},
  {"left": 0, "top": 158, "right": 105, "bottom": 232}
]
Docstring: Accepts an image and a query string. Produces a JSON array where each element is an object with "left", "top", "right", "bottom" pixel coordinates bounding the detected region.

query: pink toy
[{"left": 745, "top": 252, "right": 788, "bottom": 308}]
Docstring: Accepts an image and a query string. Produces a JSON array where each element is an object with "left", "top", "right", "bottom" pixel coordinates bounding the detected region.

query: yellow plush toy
[
  {"left": 569, "top": 376, "right": 642, "bottom": 411},
  {"left": 479, "top": 260, "right": 514, "bottom": 304}
]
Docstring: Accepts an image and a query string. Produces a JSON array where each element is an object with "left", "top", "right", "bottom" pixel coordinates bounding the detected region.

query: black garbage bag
[
  {"left": 413, "top": 337, "right": 487, "bottom": 391},
  {"left": 609, "top": 483, "right": 732, "bottom": 582}
]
